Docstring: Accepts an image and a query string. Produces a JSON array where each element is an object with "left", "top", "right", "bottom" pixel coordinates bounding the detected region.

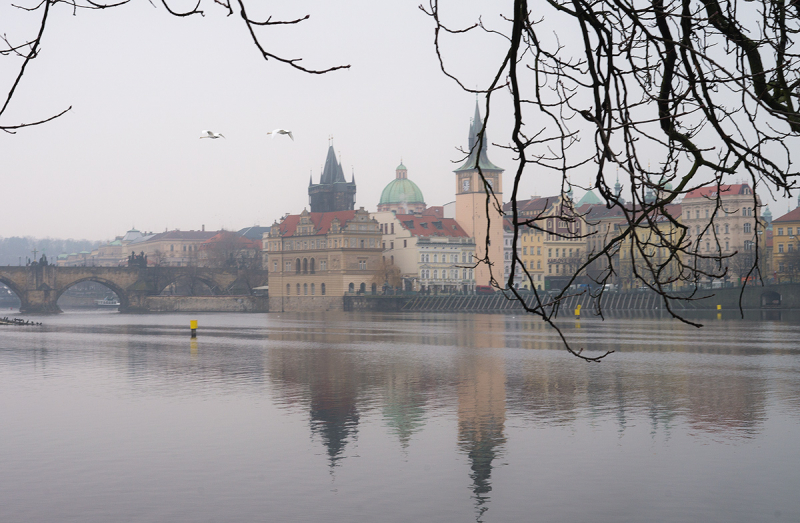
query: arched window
[
  {"left": 296, "top": 283, "right": 301, "bottom": 295},
  {"left": 348, "top": 283, "right": 355, "bottom": 293},
  {"left": 321, "top": 283, "right": 326, "bottom": 295},
  {"left": 304, "top": 283, "right": 308, "bottom": 295},
  {"left": 295, "top": 258, "right": 301, "bottom": 274},
  {"left": 303, "top": 258, "right": 308, "bottom": 274},
  {"left": 360, "top": 282, "right": 366, "bottom": 293},
  {"left": 371, "top": 283, "right": 377, "bottom": 294},
  {"left": 311, "top": 283, "right": 315, "bottom": 295},
  {"left": 286, "top": 283, "right": 290, "bottom": 295},
  {"left": 310, "top": 258, "right": 315, "bottom": 274}
]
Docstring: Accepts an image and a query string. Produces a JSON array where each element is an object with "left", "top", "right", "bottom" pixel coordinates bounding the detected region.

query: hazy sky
[{"left": 2, "top": 0, "right": 797, "bottom": 241}]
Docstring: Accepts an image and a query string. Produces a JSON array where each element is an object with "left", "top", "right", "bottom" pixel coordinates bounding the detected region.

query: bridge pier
[{"left": 19, "top": 289, "right": 61, "bottom": 314}]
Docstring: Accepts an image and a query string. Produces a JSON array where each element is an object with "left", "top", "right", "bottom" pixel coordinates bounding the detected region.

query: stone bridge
[{"left": 0, "top": 266, "right": 268, "bottom": 313}]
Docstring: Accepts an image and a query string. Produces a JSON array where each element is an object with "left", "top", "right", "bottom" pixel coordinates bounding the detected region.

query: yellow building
[{"left": 771, "top": 207, "right": 800, "bottom": 282}]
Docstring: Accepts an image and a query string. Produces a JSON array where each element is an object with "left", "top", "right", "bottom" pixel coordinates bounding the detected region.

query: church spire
[{"left": 455, "top": 99, "right": 502, "bottom": 172}]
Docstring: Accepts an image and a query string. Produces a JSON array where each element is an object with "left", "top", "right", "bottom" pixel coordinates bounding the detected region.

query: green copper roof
[
  {"left": 763, "top": 205, "right": 773, "bottom": 217},
  {"left": 577, "top": 190, "right": 602, "bottom": 206},
  {"left": 379, "top": 178, "right": 425, "bottom": 205},
  {"left": 397, "top": 162, "right": 407, "bottom": 171}
]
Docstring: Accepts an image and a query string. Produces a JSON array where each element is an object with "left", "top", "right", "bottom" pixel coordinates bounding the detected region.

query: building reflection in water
[
  {"left": 457, "top": 315, "right": 506, "bottom": 522},
  {"left": 102, "top": 311, "right": 792, "bottom": 517}
]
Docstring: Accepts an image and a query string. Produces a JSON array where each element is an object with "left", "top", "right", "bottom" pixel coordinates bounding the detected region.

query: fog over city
[
  {"left": 4, "top": 0, "right": 796, "bottom": 243},
  {"left": 1, "top": 0, "right": 518, "bottom": 240}
]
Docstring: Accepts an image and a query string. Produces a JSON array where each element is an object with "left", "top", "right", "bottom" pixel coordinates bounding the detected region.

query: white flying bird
[
  {"left": 200, "top": 130, "right": 225, "bottom": 139},
  {"left": 267, "top": 129, "right": 294, "bottom": 141}
]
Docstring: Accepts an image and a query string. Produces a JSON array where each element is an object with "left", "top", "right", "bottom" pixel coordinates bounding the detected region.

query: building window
[
  {"left": 349, "top": 283, "right": 355, "bottom": 293},
  {"left": 296, "top": 283, "right": 301, "bottom": 295},
  {"left": 778, "top": 228, "right": 784, "bottom": 236},
  {"left": 391, "top": 223, "right": 395, "bottom": 234},
  {"left": 310, "top": 258, "right": 315, "bottom": 274},
  {"left": 404, "top": 240, "right": 407, "bottom": 248},
  {"left": 304, "top": 283, "right": 308, "bottom": 295},
  {"left": 311, "top": 283, "right": 315, "bottom": 295},
  {"left": 320, "top": 260, "right": 327, "bottom": 270},
  {"left": 789, "top": 244, "right": 795, "bottom": 253},
  {"left": 321, "top": 283, "right": 326, "bottom": 295},
  {"left": 359, "top": 260, "right": 366, "bottom": 270},
  {"left": 390, "top": 241, "right": 394, "bottom": 249},
  {"left": 285, "top": 261, "right": 292, "bottom": 271},
  {"left": 286, "top": 283, "right": 290, "bottom": 295},
  {"left": 725, "top": 224, "right": 729, "bottom": 234},
  {"left": 170, "top": 245, "right": 174, "bottom": 251},
  {"left": 433, "top": 269, "right": 438, "bottom": 279},
  {"left": 779, "top": 244, "right": 784, "bottom": 253},
  {"left": 743, "top": 223, "right": 752, "bottom": 233},
  {"left": 790, "top": 227, "right": 794, "bottom": 236},
  {"left": 303, "top": 258, "right": 308, "bottom": 274},
  {"left": 273, "top": 261, "right": 278, "bottom": 272}
]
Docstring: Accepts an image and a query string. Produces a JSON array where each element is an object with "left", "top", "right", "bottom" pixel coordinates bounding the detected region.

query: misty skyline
[{"left": 2, "top": 0, "right": 795, "bottom": 242}]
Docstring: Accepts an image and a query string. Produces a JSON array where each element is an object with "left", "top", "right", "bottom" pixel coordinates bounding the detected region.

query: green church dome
[
  {"left": 577, "top": 190, "right": 602, "bottom": 206},
  {"left": 379, "top": 178, "right": 425, "bottom": 206}
]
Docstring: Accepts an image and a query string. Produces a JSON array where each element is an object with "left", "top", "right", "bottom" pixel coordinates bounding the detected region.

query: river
[{"left": 1, "top": 310, "right": 798, "bottom": 523}]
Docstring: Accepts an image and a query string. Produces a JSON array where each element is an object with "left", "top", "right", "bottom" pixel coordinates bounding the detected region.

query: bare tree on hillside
[
  {"left": 423, "top": 0, "right": 800, "bottom": 359},
  {"left": 1, "top": 0, "right": 348, "bottom": 134}
]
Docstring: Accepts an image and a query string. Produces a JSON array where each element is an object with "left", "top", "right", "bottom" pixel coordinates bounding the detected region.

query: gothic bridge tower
[{"left": 309, "top": 144, "right": 357, "bottom": 212}]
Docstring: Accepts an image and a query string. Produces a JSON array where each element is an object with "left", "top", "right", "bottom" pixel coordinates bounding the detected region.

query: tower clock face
[
  {"left": 486, "top": 177, "right": 493, "bottom": 189},
  {"left": 462, "top": 178, "right": 470, "bottom": 192}
]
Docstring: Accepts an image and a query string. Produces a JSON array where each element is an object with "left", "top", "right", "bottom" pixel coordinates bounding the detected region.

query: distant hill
[{"left": 0, "top": 236, "right": 103, "bottom": 266}]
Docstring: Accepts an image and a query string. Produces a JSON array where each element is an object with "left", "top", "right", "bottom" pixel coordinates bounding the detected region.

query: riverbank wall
[
  {"left": 345, "top": 284, "right": 800, "bottom": 314},
  {"left": 143, "top": 296, "right": 269, "bottom": 313}
]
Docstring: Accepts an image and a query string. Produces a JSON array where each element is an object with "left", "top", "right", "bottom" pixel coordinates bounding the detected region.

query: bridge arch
[
  {"left": 156, "top": 274, "right": 220, "bottom": 296},
  {"left": 0, "top": 276, "right": 26, "bottom": 310},
  {"left": 761, "top": 290, "right": 781, "bottom": 307},
  {"left": 55, "top": 277, "right": 130, "bottom": 309}
]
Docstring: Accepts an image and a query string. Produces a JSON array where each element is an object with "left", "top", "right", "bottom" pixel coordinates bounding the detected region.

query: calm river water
[{"left": 1, "top": 310, "right": 799, "bottom": 523}]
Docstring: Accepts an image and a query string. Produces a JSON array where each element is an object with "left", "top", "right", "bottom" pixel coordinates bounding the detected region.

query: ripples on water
[{"left": 1, "top": 309, "right": 799, "bottom": 523}]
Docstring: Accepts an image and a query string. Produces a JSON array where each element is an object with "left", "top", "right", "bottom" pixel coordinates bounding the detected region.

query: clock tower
[{"left": 454, "top": 100, "right": 504, "bottom": 288}]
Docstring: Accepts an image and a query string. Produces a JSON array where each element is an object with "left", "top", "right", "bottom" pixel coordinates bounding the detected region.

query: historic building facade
[
  {"left": 682, "top": 184, "right": 763, "bottom": 282},
  {"left": 771, "top": 207, "right": 800, "bottom": 282},
  {"left": 265, "top": 208, "right": 382, "bottom": 311},
  {"left": 373, "top": 211, "right": 476, "bottom": 293},
  {"left": 454, "top": 101, "right": 504, "bottom": 287},
  {"left": 308, "top": 145, "right": 357, "bottom": 212}
]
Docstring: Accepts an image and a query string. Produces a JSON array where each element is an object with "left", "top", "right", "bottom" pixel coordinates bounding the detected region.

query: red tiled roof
[
  {"left": 394, "top": 214, "right": 469, "bottom": 237},
  {"left": 200, "top": 231, "right": 260, "bottom": 250},
  {"left": 276, "top": 211, "right": 360, "bottom": 237},
  {"left": 772, "top": 207, "right": 800, "bottom": 222},
  {"left": 683, "top": 184, "right": 751, "bottom": 199},
  {"left": 421, "top": 206, "right": 444, "bottom": 218},
  {"left": 503, "top": 196, "right": 560, "bottom": 214}
]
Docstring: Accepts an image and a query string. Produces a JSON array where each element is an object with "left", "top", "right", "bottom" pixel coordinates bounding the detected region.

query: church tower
[
  {"left": 454, "top": 100, "right": 504, "bottom": 287},
  {"left": 308, "top": 144, "right": 357, "bottom": 212}
]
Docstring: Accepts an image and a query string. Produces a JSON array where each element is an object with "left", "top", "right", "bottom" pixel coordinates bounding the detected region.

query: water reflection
[{"left": 1, "top": 311, "right": 799, "bottom": 522}]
